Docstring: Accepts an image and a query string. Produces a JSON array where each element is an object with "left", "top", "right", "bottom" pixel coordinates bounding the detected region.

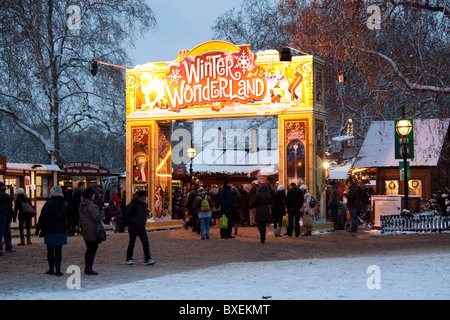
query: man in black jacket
[
  {"left": 124, "top": 190, "right": 156, "bottom": 265},
  {"left": 0, "top": 182, "right": 14, "bottom": 256},
  {"left": 286, "top": 183, "right": 304, "bottom": 237}
]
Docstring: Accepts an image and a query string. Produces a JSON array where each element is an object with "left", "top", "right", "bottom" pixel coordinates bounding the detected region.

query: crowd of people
[
  {"left": 181, "top": 179, "right": 318, "bottom": 243},
  {"left": 0, "top": 181, "right": 156, "bottom": 277},
  {"left": 0, "top": 176, "right": 373, "bottom": 277},
  {"left": 326, "top": 180, "right": 374, "bottom": 233}
]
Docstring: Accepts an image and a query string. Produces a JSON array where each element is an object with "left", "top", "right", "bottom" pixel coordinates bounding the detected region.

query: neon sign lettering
[{"left": 165, "top": 48, "right": 267, "bottom": 111}]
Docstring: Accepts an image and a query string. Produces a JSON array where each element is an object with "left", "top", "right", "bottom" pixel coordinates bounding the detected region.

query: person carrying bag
[{"left": 79, "top": 187, "right": 105, "bottom": 275}]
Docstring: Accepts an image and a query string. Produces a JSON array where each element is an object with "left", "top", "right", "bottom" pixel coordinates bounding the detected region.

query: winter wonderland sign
[
  {"left": 164, "top": 47, "right": 266, "bottom": 111},
  {"left": 125, "top": 40, "right": 325, "bottom": 120}
]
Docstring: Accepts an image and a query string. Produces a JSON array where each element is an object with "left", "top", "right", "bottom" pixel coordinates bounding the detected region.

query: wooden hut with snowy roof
[{"left": 352, "top": 118, "right": 450, "bottom": 207}]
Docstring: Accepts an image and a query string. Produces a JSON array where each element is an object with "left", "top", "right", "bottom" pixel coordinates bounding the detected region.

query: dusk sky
[{"left": 130, "top": 0, "right": 246, "bottom": 65}]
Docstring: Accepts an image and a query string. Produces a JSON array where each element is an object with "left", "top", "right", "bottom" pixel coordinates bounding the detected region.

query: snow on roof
[
  {"left": 332, "top": 135, "right": 354, "bottom": 141},
  {"left": 187, "top": 149, "right": 278, "bottom": 175},
  {"left": 328, "top": 160, "right": 353, "bottom": 180},
  {"left": 6, "top": 163, "right": 60, "bottom": 172},
  {"left": 353, "top": 119, "right": 449, "bottom": 168}
]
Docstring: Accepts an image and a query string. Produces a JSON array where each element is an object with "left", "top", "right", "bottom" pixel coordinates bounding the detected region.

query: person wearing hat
[
  {"left": 14, "top": 188, "right": 33, "bottom": 246},
  {"left": 250, "top": 184, "right": 273, "bottom": 243},
  {"left": 123, "top": 190, "right": 156, "bottom": 266},
  {"left": 36, "top": 185, "right": 69, "bottom": 276},
  {"left": 272, "top": 185, "right": 287, "bottom": 237}
]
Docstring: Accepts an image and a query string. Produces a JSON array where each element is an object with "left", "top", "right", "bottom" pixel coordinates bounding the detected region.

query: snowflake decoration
[
  {"left": 168, "top": 68, "right": 182, "bottom": 84},
  {"left": 235, "top": 50, "right": 253, "bottom": 74}
]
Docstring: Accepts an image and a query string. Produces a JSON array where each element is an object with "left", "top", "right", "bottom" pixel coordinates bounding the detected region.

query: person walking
[
  {"left": 272, "top": 185, "right": 287, "bottom": 237},
  {"left": 193, "top": 187, "right": 214, "bottom": 240},
  {"left": 300, "top": 185, "right": 314, "bottom": 236},
  {"left": 345, "top": 179, "right": 359, "bottom": 233},
  {"left": 123, "top": 190, "right": 156, "bottom": 265},
  {"left": 250, "top": 184, "right": 273, "bottom": 243},
  {"left": 286, "top": 183, "right": 303, "bottom": 238},
  {"left": 79, "top": 187, "right": 105, "bottom": 275},
  {"left": 35, "top": 186, "right": 69, "bottom": 276},
  {"left": 14, "top": 188, "right": 33, "bottom": 246}
]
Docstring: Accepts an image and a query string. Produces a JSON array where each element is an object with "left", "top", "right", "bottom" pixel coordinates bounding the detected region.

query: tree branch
[{"left": 357, "top": 48, "right": 450, "bottom": 94}]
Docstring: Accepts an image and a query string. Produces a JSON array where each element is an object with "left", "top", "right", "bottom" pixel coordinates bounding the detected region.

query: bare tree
[
  {"left": 279, "top": 0, "right": 449, "bottom": 134},
  {"left": 212, "top": 0, "right": 289, "bottom": 51},
  {"left": 0, "top": 0, "right": 156, "bottom": 164},
  {"left": 212, "top": 0, "right": 449, "bottom": 142}
]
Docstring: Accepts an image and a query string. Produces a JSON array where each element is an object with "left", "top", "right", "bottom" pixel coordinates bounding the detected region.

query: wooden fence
[{"left": 380, "top": 214, "right": 450, "bottom": 234}]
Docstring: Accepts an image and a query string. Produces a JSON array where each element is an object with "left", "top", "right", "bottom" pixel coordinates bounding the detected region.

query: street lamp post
[
  {"left": 395, "top": 116, "right": 413, "bottom": 214},
  {"left": 186, "top": 146, "right": 196, "bottom": 184}
]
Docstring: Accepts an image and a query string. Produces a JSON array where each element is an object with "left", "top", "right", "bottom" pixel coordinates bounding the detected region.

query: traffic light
[
  {"left": 91, "top": 60, "right": 98, "bottom": 76},
  {"left": 279, "top": 47, "right": 292, "bottom": 62}
]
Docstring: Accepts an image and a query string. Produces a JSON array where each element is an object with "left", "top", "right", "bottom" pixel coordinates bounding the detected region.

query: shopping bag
[{"left": 219, "top": 214, "right": 228, "bottom": 229}]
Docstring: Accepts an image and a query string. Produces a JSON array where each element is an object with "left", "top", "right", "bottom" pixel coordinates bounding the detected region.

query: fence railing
[{"left": 380, "top": 214, "right": 450, "bottom": 234}]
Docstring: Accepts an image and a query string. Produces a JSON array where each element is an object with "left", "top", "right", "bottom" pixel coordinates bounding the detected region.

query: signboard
[
  {"left": 395, "top": 118, "right": 414, "bottom": 160},
  {"left": 60, "top": 162, "right": 110, "bottom": 176},
  {"left": 126, "top": 41, "right": 323, "bottom": 120},
  {"left": 164, "top": 47, "right": 266, "bottom": 111}
]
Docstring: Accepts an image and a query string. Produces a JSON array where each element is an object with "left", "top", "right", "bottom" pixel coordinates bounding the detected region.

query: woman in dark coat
[
  {"left": 272, "top": 185, "right": 287, "bottom": 237},
  {"left": 35, "top": 186, "right": 69, "bottom": 276},
  {"left": 79, "top": 187, "right": 104, "bottom": 275},
  {"left": 250, "top": 184, "right": 273, "bottom": 243}
]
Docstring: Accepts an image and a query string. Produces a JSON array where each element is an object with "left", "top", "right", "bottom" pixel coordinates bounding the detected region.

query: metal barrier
[{"left": 380, "top": 214, "right": 450, "bottom": 234}]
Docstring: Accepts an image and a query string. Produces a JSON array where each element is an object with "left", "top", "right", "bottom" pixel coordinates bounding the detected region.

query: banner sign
[
  {"left": 60, "top": 162, "right": 110, "bottom": 176},
  {"left": 165, "top": 47, "right": 266, "bottom": 111},
  {"left": 126, "top": 41, "right": 323, "bottom": 119}
]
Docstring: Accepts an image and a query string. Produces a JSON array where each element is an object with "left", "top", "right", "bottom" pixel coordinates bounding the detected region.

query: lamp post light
[
  {"left": 395, "top": 116, "right": 413, "bottom": 214},
  {"left": 186, "top": 146, "right": 196, "bottom": 184}
]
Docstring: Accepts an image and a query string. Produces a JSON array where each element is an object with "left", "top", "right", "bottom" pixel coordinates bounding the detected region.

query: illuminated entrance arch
[{"left": 125, "top": 40, "right": 326, "bottom": 225}]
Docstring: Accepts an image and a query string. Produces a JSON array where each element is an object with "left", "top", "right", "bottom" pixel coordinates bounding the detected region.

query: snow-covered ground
[{"left": 8, "top": 251, "right": 450, "bottom": 300}]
